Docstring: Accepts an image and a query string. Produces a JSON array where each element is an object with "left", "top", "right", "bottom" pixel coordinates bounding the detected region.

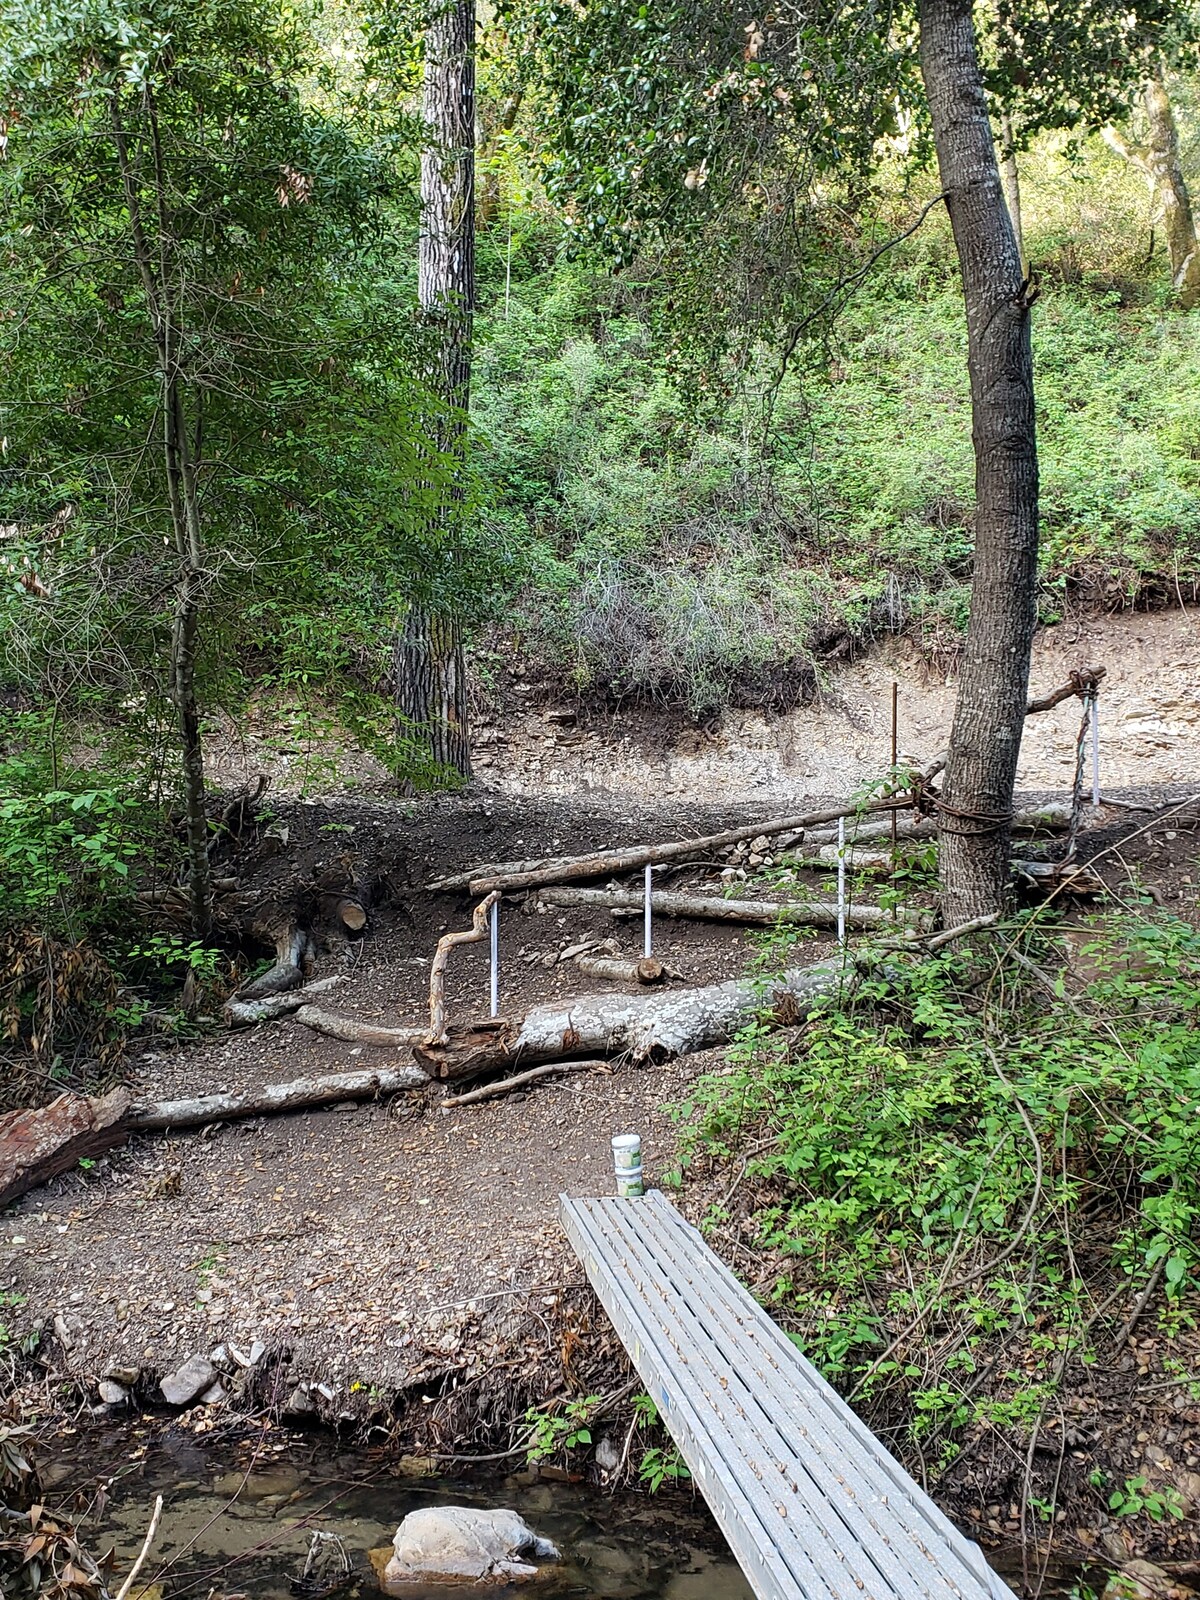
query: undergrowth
[{"left": 676, "top": 912, "right": 1200, "bottom": 1496}]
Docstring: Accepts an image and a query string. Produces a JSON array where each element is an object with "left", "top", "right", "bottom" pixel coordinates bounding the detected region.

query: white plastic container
[
  {"left": 612, "top": 1133, "right": 644, "bottom": 1197},
  {"left": 611, "top": 1134, "right": 642, "bottom": 1171}
]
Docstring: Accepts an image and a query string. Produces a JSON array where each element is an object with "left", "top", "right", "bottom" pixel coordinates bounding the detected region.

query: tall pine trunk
[
  {"left": 397, "top": 0, "right": 476, "bottom": 779},
  {"left": 918, "top": 0, "right": 1039, "bottom": 925}
]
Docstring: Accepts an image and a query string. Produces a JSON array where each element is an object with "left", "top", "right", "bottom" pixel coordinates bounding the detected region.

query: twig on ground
[
  {"left": 440, "top": 1060, "right": 607, "bottom": 1108},
  {"left": 115, "top": 1495, "right": 164, "bottom": 1600}
]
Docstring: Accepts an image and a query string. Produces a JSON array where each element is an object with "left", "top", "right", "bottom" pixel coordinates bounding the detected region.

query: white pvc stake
[
  {"left": 837, "top": 815, "right": 847, "bottom": 948},
  {"left": 489, "top": 897, "right": 500, "bottom": 1018},
  {"left": 644, "top": 863, "right": 653, "bottom": 958},
  {"left": 1090, "top": 694, "right": 1101, "bottom": 810}
]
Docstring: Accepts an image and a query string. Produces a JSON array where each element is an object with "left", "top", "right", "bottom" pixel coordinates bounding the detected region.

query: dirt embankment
[{"left": 208, "top": 607, "right": 1200, "bottom": 803}]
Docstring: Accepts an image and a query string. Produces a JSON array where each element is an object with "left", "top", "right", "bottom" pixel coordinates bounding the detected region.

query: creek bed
[{"left": 39, "top": 1429, "right": 754, "bottom": 1600}]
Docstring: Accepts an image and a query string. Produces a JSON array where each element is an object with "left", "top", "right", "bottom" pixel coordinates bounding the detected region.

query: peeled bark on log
[
  {"left": 538, "top": 886, "right": 927, "bottom": 929},
  {"left": 413, "top": 953, "right": 853, "bottom": 1080},
  {"left": 225, "top": 975, "right": 343, "bottom": 1029},
  {"left": 128, "top": 1068, "right": 428, "bottom": 1131},
  {"left": 0, "top": 1089, "right": 132, "bottom": 1208},
  {"left": 294, "top": 1007, "right": 426, "bottom": 1047},
  {"left": 575, "top": 952, "right": 665, "bottom": 985}
]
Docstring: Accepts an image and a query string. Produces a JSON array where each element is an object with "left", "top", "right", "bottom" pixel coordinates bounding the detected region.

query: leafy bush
[{"left": 676, "top": 912, "right": 1200, "bottom": 1469}]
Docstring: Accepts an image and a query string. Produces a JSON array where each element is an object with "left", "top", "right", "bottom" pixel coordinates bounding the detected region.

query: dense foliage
[{"left": 677, "top": 912, "right": 1200, "bottom": 1473}]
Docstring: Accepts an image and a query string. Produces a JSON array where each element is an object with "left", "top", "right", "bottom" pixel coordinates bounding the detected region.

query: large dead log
[
  {"left": 426, "top": 797, "right": 912, "bottom": 896},
  {"left": 0, "top": 1090, "right": 132, "bottom": 1208},
  {"left": 538, "top": 886, "right": 927, "bottom": 929},
  {"left": 413, "top": 953, "right": 853, "bottom": 1080}
]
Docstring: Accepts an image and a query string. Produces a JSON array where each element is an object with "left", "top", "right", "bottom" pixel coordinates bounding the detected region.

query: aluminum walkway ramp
[{"left": 560, "top": 1189, "right": 1015, "bottom": 1600}]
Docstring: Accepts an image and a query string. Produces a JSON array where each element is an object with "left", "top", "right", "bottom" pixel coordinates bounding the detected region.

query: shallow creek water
[{"left": 41, "top": 1430, "right": 754, "bottom": 1600}]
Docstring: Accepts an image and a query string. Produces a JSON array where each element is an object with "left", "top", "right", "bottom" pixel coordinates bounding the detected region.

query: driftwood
[
  {"left": 538, "top": 885, "right": 927, "bottom": 929},
  {"left": 441, "top": 1060, "right": 604, "bottom": 1108},
  {"left": 575, "top": 950, "right": 666, "bottom": 984},
  {"left": 225, "top": 974, "right": 344, "bottom": 1028},
  {"left": 428, "top": 892, "right": 499, "bottom": 1045},
  {"left": 293, "top": 1007, "right": 426, "bottom": 1047},
  {"left": 412, "top": 952, "right": 854, "bottom": 1081}
]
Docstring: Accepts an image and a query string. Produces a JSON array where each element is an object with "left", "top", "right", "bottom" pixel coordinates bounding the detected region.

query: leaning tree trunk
[
  {"left": 1107, "top": 76, "right": 1200, "bottom": 311},
  {"left": 398, "top": 0, "right": 477, "bottom": 780},
  {"left": 998, "top": 113, "right": 1026, "bottom": 275},
  {"left": 919, "top": 0, "right": 1039, "bottom": 926}
]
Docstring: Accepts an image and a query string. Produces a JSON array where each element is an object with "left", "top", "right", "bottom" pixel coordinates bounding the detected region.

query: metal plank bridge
[{"left": 560, "top": 1189, "right": 1016, "bottom": 1600}]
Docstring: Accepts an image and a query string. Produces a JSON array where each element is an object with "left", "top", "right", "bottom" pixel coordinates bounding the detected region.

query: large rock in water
[{"left": 384, "top": 1508, "right": 560, "bottom": 1586}]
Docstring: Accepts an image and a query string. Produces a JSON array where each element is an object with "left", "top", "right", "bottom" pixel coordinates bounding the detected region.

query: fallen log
[
  {"left": 575, "top": 951, "right": 666, "bottom": 984},
  {"left": 428, "top": 796, "right": 913, "bottom": 896},
  {"left": 1013, "top": 860, "right": 1105, "bottom": 895},
  {"left": 0, "top": 1067, "right": 434, "bottom": 1207},
  {"left": 225, "top": 974, "right": 344, "bottom": 1028},
  {"left": 294, "top": 1006, "right": 426, "bottom": 1047},
  {"left": 538, "top": 886, "right": 927, "bottom": 929},
  {"left": 412, "top": 952, "right": 854, "bottom": 1081},
  {"left": 800, "top": 802, "right": 1072, "bottom": 852},
  {"left": 127, "top": 1067, "right": 429, "bottom": 1130}
]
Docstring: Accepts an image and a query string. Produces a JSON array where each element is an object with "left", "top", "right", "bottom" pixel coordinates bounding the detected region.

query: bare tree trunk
[
  {"left": 999, "top": 114, "right": 1026, "bottom": 274},
  {"left": 398, "top": 0, "right": 477, "bottom": 779},
  {"left": 112, "top": 90, "right": 212, "bottom": 937},
  {"left": 919, "top": 0, "right": 1039, "bottom": 926},
  {"left": 1106, "top": 75, "right": 1200, "bottom": 311}
]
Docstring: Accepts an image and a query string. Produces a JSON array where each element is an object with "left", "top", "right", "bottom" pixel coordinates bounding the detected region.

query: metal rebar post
[
  {"left": 837, "top": 815, "right": 846, "bottom": 947},
  {"left": 1090, "top": 694, "right": 1101, "bottom": 810},
  {"left": 489, "top": 896, "right": 500, "bottom": 1018},
  {"left": 644, "top": 863, "right": 653, "bottom": 958}
]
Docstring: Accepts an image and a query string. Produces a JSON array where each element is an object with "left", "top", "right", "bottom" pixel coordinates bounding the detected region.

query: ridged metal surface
[{"left": 560, "top": 1189, "right": 1016, "bottom": 1600}]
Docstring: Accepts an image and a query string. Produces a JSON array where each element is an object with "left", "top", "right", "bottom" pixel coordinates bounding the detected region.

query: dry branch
[
  {"left": 538, "top": 885, "right": 927, "bottom": 929},
  {"left": 441, "top": 1060, "right": 604, "bottom": 1107},
  {"left": 225, "top": 974, "right": 343, "bottom": 1028},
  {"left": 293, "top": 1007, "right": 426, "bottom": 1047},
  {"left": 427, "top": 891, "right": 500, "bottom": 1044}
]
